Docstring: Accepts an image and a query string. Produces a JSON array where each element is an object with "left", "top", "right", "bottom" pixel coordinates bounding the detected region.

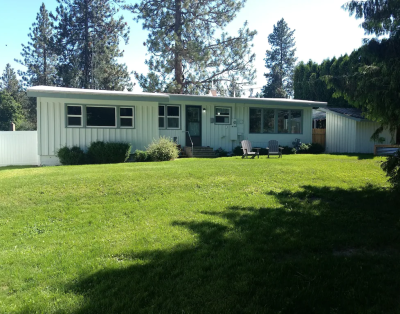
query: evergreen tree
[
  {"left": 0, "top": 92, "right": 22, "bottom": 131},
  {"left": 126, "top": 0, "right": 256, "bottom": 94},
  {"left": 0, "top": 64, "right": 22, "bottom": 101},
  {"left": 262, "top": 18, "right": 297, "bottom": 98},
  {"left": 325, "top": 1, "right": 400, "bottom": 140},
  {"left": 293, "top": 59, "right": 350, "bottom": 107},
  {"left": 0, "top": 64, "right": 35, "bottom": 130},
  {"left": 16, "top": 3, "right": 58, "bottom": 87},
  {"left": 52, "top": 0, "right": 132, "bottom": 90}
]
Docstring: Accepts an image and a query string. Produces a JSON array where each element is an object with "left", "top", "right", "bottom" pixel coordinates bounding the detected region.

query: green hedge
[{"left": 56, "top": 141, "right": 131, "bottom": 165}]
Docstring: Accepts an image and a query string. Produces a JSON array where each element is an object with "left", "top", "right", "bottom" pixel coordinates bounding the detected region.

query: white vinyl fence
[{"left": 0, "top": 131, "right": 39, "bottom": 166}]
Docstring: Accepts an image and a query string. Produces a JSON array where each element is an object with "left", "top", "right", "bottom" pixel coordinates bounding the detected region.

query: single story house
[
  {"left": 322, "top": 107, "right": 393, "bottom": 154},
  {"left": 27, "top": 86, "right": 327, "bottom": 166}
]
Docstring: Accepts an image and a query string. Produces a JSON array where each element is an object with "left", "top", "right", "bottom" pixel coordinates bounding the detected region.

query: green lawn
[{"left": 0, "top": 155, "right": 399, "bottom": 313}]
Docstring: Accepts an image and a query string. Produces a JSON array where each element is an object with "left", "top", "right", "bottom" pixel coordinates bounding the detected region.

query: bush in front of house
[
  {"left": 133, "top": 150, "right": 150, "bottom": 162},
  {"left": 146, "top": 136, "right": 179, "bottom": 161},
  {"left": 87, "top": 141, "right": 131, "bottom": 164},
  {"left": 233, "top": 146, "right": 243, "bottom": 156},
  {"left": 308, "top": 143, "right": 325, "bottom": 154},
  {"left": 215, "top": 147, "right": 228, "bottom": 157},
  {"left": 56, "top": 146, "right": 85, "bottom": 165},
  {"left": 381, "top": 149, "right": 400, "bottom": 193}
]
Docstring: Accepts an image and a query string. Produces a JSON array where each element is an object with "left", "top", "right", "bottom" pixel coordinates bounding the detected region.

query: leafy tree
[
  {"left": 126, "top": 0, "right": 256, "bottom": 94},
  {"left": 262, "top": 18, "right": 297, "bottom": 98},
  {"left": 52, "top": 0, "right": 132, "bottom": 90},
  {"left": 16, "top": 3, "right": 58, "bottom": 87},
  {"left": 293, "top": 59, "right": 350, "bottom": 107},
  {"left": 0, "top": 92, "right": 22, "bottom": 131},
  {"left": 325, "top": 1, "right": 400, "bottom": 140},
  {"left": 0, "top": 64, "right": 36, "bottom": 129}
]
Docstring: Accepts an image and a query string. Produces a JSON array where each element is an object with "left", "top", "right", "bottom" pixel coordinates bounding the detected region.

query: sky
[{"left": 0, "top": 0, "right": 369, "bottom": 94}]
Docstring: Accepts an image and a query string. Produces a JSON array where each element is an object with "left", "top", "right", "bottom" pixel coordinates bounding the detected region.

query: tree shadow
[
  {"left": 0, "top": 165, "right": 38, "bottom": 172},
  {"left": 31, "top": 185, "right": 400, "bottom": 313},
  {"left": 329, "top": 153, "right": 376, "bottom": 160}
]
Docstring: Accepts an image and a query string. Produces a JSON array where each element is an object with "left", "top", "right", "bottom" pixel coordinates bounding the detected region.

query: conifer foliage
[
  {"left": 262, "top": 18, "right": 297, "bottom": 98},
  {"left": 16, "top": 3, "right": 58, "bottom": 87},
  {"left": 126, "top": 0, "right": 257, "bottom": 94},
  {"left": 51, "top": 0, "right": 132, "bottom": 90}
]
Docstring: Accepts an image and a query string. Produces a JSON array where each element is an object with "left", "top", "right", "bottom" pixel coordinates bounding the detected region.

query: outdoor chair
[
  {"left": 241, "top": 140, "right": 260, "bottom": 159},
  {"left": 266, "top": 140, "right": 283, "bottom": 158}
]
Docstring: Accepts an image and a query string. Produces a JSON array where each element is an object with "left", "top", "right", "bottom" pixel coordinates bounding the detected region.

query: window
[
  {"left": 158, "top": 105, "right": 165, "bottom": 128},
  {"left": 249, "top": 108, "right": 302, "bottom": 134},
  {"left": 120, "top": 107, "right": 134, "bottom": 128},
  {"left": 215, "top": 107, "right": 231, "bottom": 124},
  {"left": 159, "top": 105, "right": 180, "bottom": 129},
  {"left": 87, "top": 106, "right": 116, "bottom": 127},
  {"left": 67, "top": 105, "right": 82, "bottom": 127}
]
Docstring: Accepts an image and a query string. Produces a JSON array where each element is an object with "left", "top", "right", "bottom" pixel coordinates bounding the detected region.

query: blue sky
[{"left": 0, "top": 0, "right": 368, "bottom": 93}]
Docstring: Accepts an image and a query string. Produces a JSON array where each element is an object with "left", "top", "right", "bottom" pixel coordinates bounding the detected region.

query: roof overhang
[
  {"left": 27, "top": 86, "right": 328, "bottom": 108},
  {"left": 319, "top": 107, "right": 368, "bottom": 122},
  {"left": 27, "top": 86, "right": 169, "bottom": 102}
]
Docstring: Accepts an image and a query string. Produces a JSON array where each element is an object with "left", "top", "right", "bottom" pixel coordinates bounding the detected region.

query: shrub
[
  {"left": 233, "top": 146, "right": 243, "bottom": 156},
  {"left": 296, "top": 143, "right": 311, "bottom": 154},
  {"left": 133, "top": 150, "right": 149, "bottom": 162},
  {"left": 87, "top": 141, "right": 131, "bottom": 164},
  {"left": 381, "top": 149, "right": 400, "bottom": 193},
  {"left": 146, "top": 136, "right": 179, "bottom": 161},
  {"left": 215, "top": 147, "right": 228, "bottom": 157},
  {"left": 308, "top": 143, "right": 325, "bottom": 154},
  {"left": 56, "top": 146, "right": 85, "bottom": 165}
]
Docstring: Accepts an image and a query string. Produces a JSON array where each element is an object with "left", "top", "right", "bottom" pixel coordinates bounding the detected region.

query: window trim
[
  {"left": 120, "top": 107, "right": 135, "bottom": 129},
  {"left": 159, "top": 104, "right": 181, "bottom": 130},
  {"left": 249, "top": 108, "right": 303, "bottom": 134},
  {"left": 65, "top": 104, "right": 136, "bottom": 129},
  {"left": 66, "top": 105, "right": 83, "bottom": 127},
  {"left": 214, "top": 106, "right": 231, "bottom": 125}
]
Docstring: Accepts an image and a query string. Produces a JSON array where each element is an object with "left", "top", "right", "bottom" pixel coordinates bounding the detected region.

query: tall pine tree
[
  {"left": 126, "top": 0, "right": 256, "bottom": 94},
  {"left": 262, "top": 18, "right": 297, "bottom": 98},
  {"left": 16, "top": 3, "right": 58, "bottom": 87},
  {"left": 52, "top": 0, "right": 132, "bottom": 90}
]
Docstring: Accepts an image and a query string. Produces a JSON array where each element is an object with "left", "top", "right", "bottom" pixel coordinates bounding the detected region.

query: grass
[{"left": 0, "top": 155, "right": 399, "bottom": 313}]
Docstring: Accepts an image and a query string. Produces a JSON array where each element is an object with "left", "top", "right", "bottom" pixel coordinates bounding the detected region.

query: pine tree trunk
[
  {"left": 84, "top": 0, "right": 90, "bottom": 89},
  {"left": 174, "top": 0, "right": 183, "bottom": 94},
  {"left": 44, "top": 47, "right": 47, "bottom": 86}
]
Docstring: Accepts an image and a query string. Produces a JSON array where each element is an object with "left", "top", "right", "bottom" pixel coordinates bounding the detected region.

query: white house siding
[
  {"left": 37, "top": 97, "right": 159, "bottom": 165},
  {"left": 326, "top": 112, "right": 357, "bottom": 153},
  {"left": 355, "top": 121, "right": 391, "bottom": 153},
  {"left": 160, "top": 102, "right": 313, "bottom": 152},
  {"left": 0, "top": 131, "right": 39, "bottom": 166}
]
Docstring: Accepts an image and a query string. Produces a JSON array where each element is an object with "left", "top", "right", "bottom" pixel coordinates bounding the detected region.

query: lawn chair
[
  {"left": 241, "top": 140, "right": 260, "bottom": 159},
  {"left": 267, "top": 140, "right": 283, "bottom": 158}
]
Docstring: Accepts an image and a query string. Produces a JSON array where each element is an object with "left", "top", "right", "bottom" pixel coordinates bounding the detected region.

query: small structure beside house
[
  {"left": 322, "top": 107, "right": 392, "bottom": 154},
  {"left": 27, "top": 86, "right": 327, "bottom": 166}
]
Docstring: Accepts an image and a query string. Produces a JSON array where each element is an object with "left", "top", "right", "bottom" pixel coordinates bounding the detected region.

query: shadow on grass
[
  {"left": 0, "top": 165, "right": 38, "bottom": 172},
  {"left": 47, "top": 186, "right": 400, "bottom": 313},
  {"left": 329, "top": 153, "right": 376, "bottom": 160}
]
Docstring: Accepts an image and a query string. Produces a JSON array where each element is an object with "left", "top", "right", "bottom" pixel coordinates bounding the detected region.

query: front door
[{"left": 186, "top": 106, "right": 202, "bottom": 146}]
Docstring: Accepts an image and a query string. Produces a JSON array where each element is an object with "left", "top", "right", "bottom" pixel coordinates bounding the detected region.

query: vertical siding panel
[
  {"left": 42, "top": 101, "right": 49, "bottom": 155},
  {"left": 48, "top": 102, "right": 55, "bottom": 155}
]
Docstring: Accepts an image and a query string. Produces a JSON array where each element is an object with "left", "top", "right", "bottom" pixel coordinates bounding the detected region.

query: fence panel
[
  {"left": 0, "top": 131, "right": 39, "bottom": 166},
  {"left": 312, "top": 129, "right": 326, "bottom": 147}
]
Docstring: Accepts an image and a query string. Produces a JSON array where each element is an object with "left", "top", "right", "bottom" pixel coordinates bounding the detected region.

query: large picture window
[
  {"left": 215, "top": 107, "right": 231, "bottom": 124},
  {"left": 87, "top": 106, "right": 116, "bottom": 127},
  {"left": 159, "top": 105, "right": 180, "bottom": 129},
  {"left": 249, "top": 108, "right": 302, "bottom": 134}
]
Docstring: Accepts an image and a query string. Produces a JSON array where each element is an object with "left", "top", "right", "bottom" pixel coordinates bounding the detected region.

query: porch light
[{"left": 203, "top": 108, "right": 206, "bottom": 112}]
